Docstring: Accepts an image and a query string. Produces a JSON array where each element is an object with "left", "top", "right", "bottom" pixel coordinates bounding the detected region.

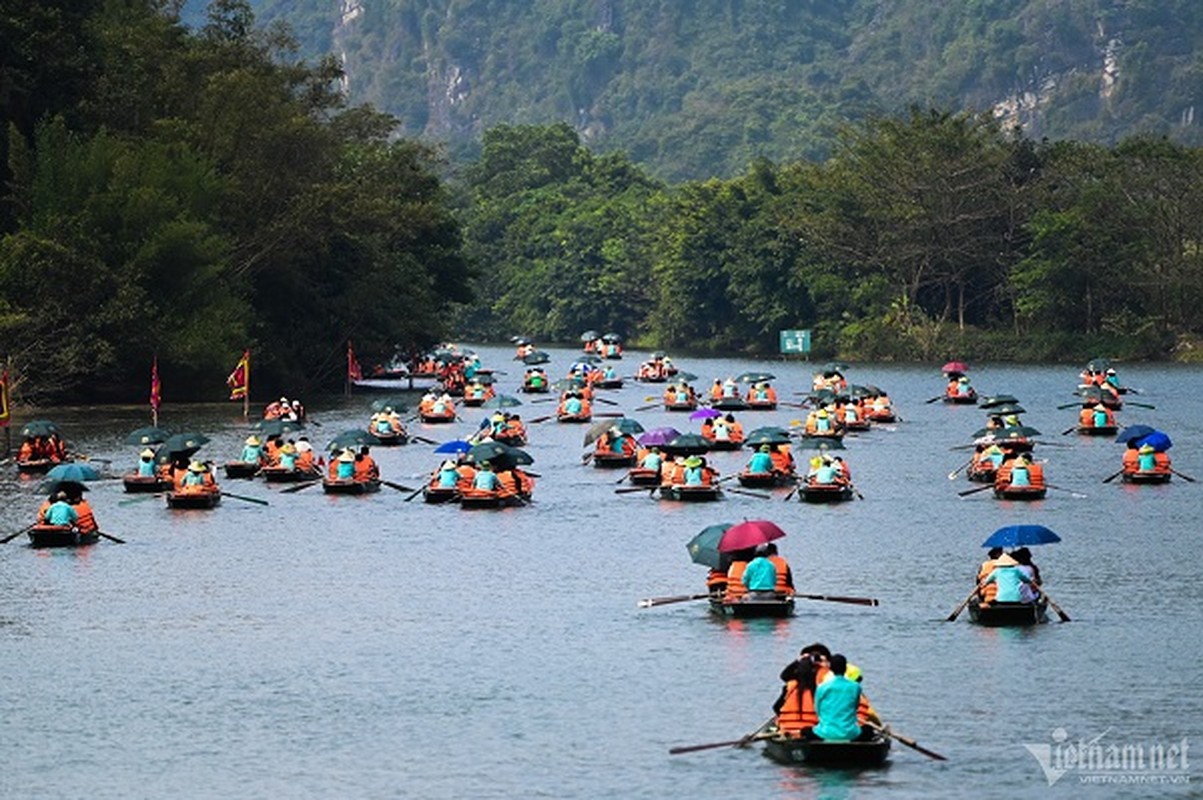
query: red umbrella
[
  {"left": 717, "top": 520, "right": 787, "bottom": 552},
  {"left": 942, "top": 361, "right": 969, "bottom": 374}
]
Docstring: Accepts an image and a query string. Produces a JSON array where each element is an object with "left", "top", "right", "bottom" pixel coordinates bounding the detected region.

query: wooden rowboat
[
  {"left": 370, "top": 429, "right": 408, "bottom": 446},
  {"left": 746, "top": 399, "right": 778, "bottom": 411},
  {"left": 798, "top": 483, "right": 854, "bottom": 503},
  {"left": 737, "top": 471, "right": 794, "bottom": 489},
  {"left": 708, "top": 595, "right": 795, "bottom": 618},
  {"left": 592, "top": 378, "right": 624, "bottom": 389},
  {"left": 322, "top": 478, "right": 381, "bottom": 495},
  {"left": 260, "top": 466, "right": 322, "bottom": 483},
  {"left": 664, "top": 399, "right": 698, "bottom": 412},
  {"left": 123, "top": 474, "right": 171, "bottom": 493},
  {"left": 16, "top": 458, "right": 57, "bottom": 474},
  {"left": 1122, "top": 470, "right": 1172, "bottom": 484},
  {"left": 458, "top": 489, "right": 526, "bottom": 509},
  {"left": 27, "top": 524, "right": 99, "bottom": 548},
  {"left": 519, "top": 383, "right": 550, "bottom": 394},
  {"left": 166, "top": 489, "right": 222, "bottom": 509},
  {"left": 762, "top": 731, "right": 891, "bottom": 767},
  {"left": 967, "top": 598, "right": 1048, "bottom": 626},
  {"left": 592, "top": 452, "right": 637, "bottom": 469},
  {"left": 223, "top": 461, "right": 260, "bottom": 479},
  {"left": 422, "top": 486, "right": 460, "bottom": 504},
  {"left": 1076, "top": 424, "right": 1118, "bottom": 436},
  {"left": 943, "top": 394, "right": 978, "bottom": 405},
  {"left": 660, "top": 484, "right": 722, "bottom": 502},
  {"left": 992, "top": 485, "right": 1047, "bottom": 501},
  {"left": 843, "top": 418, "right": 871, "bottom": 432},
  {"left": 865, "top": 410, "right": 897, "bottom": 422},
  {"left": 966, "top": 462, "right": 998, "bottom": 483},
  {"left": 711, "top": 398, "right": 749, "bottom": 412},
  {"left": 557, "top": 411, "right": 592, "bottom": 423},
  {"left": 420, "top": 410, "right": 457, "bottom": 424},
  {"left": 492, "top": 433, "right": 528, "bottom": 448}
]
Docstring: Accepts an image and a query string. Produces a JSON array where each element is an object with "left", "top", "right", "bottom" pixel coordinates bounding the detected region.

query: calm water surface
[{"left": 1, "top": 348, "right": 1200, "bottom": 799}]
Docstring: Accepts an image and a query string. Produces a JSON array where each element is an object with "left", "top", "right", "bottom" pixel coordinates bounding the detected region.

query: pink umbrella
[
  {"left": 717, "top": 520, "right": 787, "bottom": 552},
  {"left": 942, "top": 361, "right": 969, "bottom": 374}
]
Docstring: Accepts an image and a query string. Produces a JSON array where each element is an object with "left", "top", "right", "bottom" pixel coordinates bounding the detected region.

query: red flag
[
  {"left": 226, "top": 350, "right": 249, "bottom": 400},
  {"left": 0, "top": 367, "right": 10, "bottom": 428},
  {"left": 347, "top": 340, "right": 362, "bottom": 382},
  {"left": 150, "top": 357, "right": 162, "bottom": 412}
]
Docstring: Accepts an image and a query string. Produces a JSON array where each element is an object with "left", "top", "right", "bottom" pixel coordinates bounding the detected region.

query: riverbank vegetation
[{"left": 3, "top": 3, "right": 1203, "bottom": 404}]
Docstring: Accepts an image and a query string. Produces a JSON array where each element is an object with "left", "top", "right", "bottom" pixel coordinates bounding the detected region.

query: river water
[{"left": 1, "top": 346, "right": 1199, "bottom": 799}]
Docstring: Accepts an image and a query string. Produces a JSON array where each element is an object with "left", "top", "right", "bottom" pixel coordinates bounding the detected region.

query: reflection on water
[{"left": 1, "top": 350, "right": 1201, "bottom": 798}]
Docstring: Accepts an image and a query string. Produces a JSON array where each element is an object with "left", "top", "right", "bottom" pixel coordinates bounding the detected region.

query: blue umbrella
[
  {"left": 44, "top": 462, "right": 101, "bottom": 482},
  {"left": 434, "top": 439, "right": 472, "bottom": 454},
  {"left": 981, "top": 525, "right": 1062, "bottom": 548},
  {"left": 1114, "top": 425, "right": 1155, "bottom": 444},
  {"left": 1135, "top": 431, "right": 1172, "bottom": 452}
]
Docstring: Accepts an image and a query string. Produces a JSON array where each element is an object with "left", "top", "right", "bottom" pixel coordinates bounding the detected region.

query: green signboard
[{"left": 778, "top": 329, "right": 811, "bottom": 355}]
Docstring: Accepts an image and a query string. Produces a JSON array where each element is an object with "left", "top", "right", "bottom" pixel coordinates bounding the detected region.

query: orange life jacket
[
  {"left": 1153, "top": 452, "right": 1171, "bottom": 473},
  {"left": 978, "top": 559, "right": 999, "bottom": 602},
  {"left": 72, "top": 500, "right": 97, "bottom": 533},
  {"left": 455, "top": 464, "right": 476, "bottom": 490},
  {"left": 1122, "top": 449, "right": 1140, "bottom": 473},
  {"left": 496, "top": 470, "right": 518, "bottom": 497},
  {"left": 353, "top": 457, "right": 377, "bottom": 480},
  {"left": 705, "top": 569, "right": 727, "bottom": 592},
  {"left": 1026, "top": 462, "right": 1046, "bottom": 488},
  {"left": 725, "top": 562, "right": 749, "bottom": 601},
  {"left": 36, "top": 499, "right": 52, "bottom": 523},
  {"left": 767, "top": 555, "right": 793, "bottom": 593}
]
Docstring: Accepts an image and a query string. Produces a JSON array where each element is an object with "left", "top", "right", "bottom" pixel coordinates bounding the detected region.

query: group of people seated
[
  {"left": 35, "top": 487, "right": 99, "bottom": 533},
  {"left": 636, "top": 355, "right": 674, "bottom": 381},
  {"left": 582, "top": 337, "right": 623, "bottom": 358},
  {"left": 326, "top": 447, "right": 379, "bottom": 482},
  {"left": 994, "top": 453, "right": 1046, "bottom": 491},
  {"left": 744, "top": 444, "right": 796, "bottom": 477},
  {"left": 772, "top": 643, "right": 882, "bottom": 742},
  {"left": 522, "top": 367, "right": 548, "bottom": 392},
  {"left": 556, "top": 391, "right": 592, "bottom": 419},
  {"left": 802, "top": 408, "right": 844, "bottom": 436},
  {"left": 747, "top": 382, "right": 778, "bottom": 406},
  {"left": 171, "top": 460, "right": 220, "bottom": 493},
  {"left": 514, "top": 341, "right": 536, "bottom": 360},
  {"left": 1078, "top": 402, "right": 1116, "bottom": 430},
  {"left": 709, "top": 543, "right": 794, "bottom": 602},
  {"left": 975, "top": 547, "right": 1043, "bottom": 606},
  {"left": 946, "top": 374, "right": 975, "bottom": 399},
  {"left": 662, "top": 382, "right": 698, "bottom": 407},
  {"left": 418, "top": 392, "right": 457, "bottom": 418},
  {"left": 473, "top": 412, "right": 527, "bottom": 446},
  {"left": 1080, "top": 366, "right": 1122, "bottom": 393},
  {"left": 239, "top": 435, "right": 319, "bottom": 473},
  {"left": 813, "top": 371, "right": 848, "bottom": 393},
  {"left": 661, "top": 454, "right": 719, "bottom": 488},
  {"left": 428, "top": 457, "right": 535, "bottom": 499},
  {"left": 709, "top": 378, "right": 740, "bottom": 401},
  {"left": 803, "top": 453, "right": 851, "bottom": 487},
  {"left": 463, "top": 380, "right": 496, "bottom": 403},
  {"left": 369, "top": 410, "right": 407, "bottom": 439},
  {"left": 700, "top": 414, "right": 744, "bottom": 445},
  {"left": 585, "top": 364, "right": 621, "bottom": 385},
  {"left": 262, "top": 396, "right": 305, "bottom": 422},
  {"left": 1121, "top": 441, "right": 1172, "bottom": 476},
  {"left": 593, "top": 427, "right": 639, "bottom": 458},
  {"left": 16, "top": 434, "right": 68, "bottom": 464}
]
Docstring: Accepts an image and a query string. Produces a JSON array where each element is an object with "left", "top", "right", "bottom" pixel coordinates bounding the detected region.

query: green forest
[{"left": 4, "top": 1, "right": 1203, "bottom": 404}]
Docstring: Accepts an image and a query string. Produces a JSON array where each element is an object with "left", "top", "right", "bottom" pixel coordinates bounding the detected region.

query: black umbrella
[
  {"left": 370, "top": 397, "right": 409, "bottom": 413},
  {"left": 254, "top": 419, "right": 305, "bottom": 436},
  {"left": 327, "top": 430, "right": 378, "bottom": 452},
  {"left": 821, "top": 361, "right": 850, "bottom": 376},
  {"left": 1086, "top": 357, "right": 1111, "bottom": 373},
  {"left": 522, "top": 351, "right": 551, "bottom": 365},
  {"left": 153, "top": 432, "right": 210, "bottom": 466},
  {"left": 735, "top": 371, "right": 776, "bottom": 383},
  {"left": 579, "top": 330, "right": 601, "bottom": 342},
  {"left": 124, "top": 426, "right": 172, "bottom": 446},
  {"left": 744, "top": 427, "right": 792, "bottom": 447},
  {"left": 465, "top": 442, "right": 534, "bottom": 470},
  {"left": 661, "top": 434, "right": 711, "bottom": 456},
  {"left": 979, "top": 394, "right": 1020, "bottom": 409},
  {"left": 19, "top": 420, "right": 60, "bottom": 438},
  {"left": 793, "top": 437, "right": 846, "bottom": 450}
]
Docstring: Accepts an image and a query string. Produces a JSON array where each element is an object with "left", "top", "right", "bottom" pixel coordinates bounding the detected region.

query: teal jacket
[
  {"left": 813, "top": 676, "right": 863, "bottom": 741},
  {"left": 742, "top": 557, "right": 777, "bottom": 591},
  {"left": 983, "top": 565, "right": 1032, "bottom": 603},
  {"left": 747, "top": 452, "right": 774, "bottom": 473},
  {"left": 45, "top": 501, "right": 79, "bottom": 526}
]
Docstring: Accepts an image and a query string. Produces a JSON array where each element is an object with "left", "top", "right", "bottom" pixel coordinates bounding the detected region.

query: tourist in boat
[
  {"left": 948, "top": 375, "right": 974, "bottom": 399},
  {"left": 287, "top": 399, "right": 306, "bottom": 422},
  {"left": 295, "top": 439, "right": 317, "bottom": 472},
  {"left": 473, "top": 461, "right": 500, "bottom": 491},
  {"left": 43, "top": 492, "right": 79, "bottom": 527},
  {"left": 764, "top": 543, "right": 795, "bottom": 595},
  {"left": 769, "top": 444, "right": 795, "bottom": 476},
  {"left": 263, "top": 397, "right": 287, "bottom": 419},
  {"left": 1010, "top": 548, "right": 1042, "bottom": 603},
  {"left": 742, "top": 546, "right": 779, "bottom": 599},
  {"left": 66, "top": 488, "right": 98, "bottom": 535},
  {"left": 808, "top": 655, "right": 876, "bottom": 742},
  {"left": 180, "top": 461, "right": 218, "bottom": 490},
  {"left": 1090, "top": 402, "right": 1115, "bottom": 429},
  {"left": 278, "top": 442, "right": 299, "bottom": 470},
  {"left": 746, "top": 444, "right": 775, "bottom": 475},
  {"left": 708, "top": 379, "right": 723, "bottom": 401},
  {"left": 705, "top": 568, "right": 727, "bottom": 597},
  {"left": 433, "top": 459, "right": 460, "bottom": 489},
  {"left": 976, "top": 547, "right": 1003, "bottom": 604},
  {"left": 805, "top": 408, "right": 836, "bottom": 435},
  {"left": 979, "top": 553, "right": 1033, "bottom": 605},
  {"left": 523, "top": 367, "right": 547, "bottom": 391},
  {"left": 773, "top": 645, "right": 829, "bottom": 736},
  {"left": 353, "top": 447, "right": 379, "bottom": 481},
  {"left": 724, "top": 549, "right": 754, "bottom": 602},
  {"left": 330, "top": 449, "right": 356, "bottom": 480},
  {"left": 638, "top": 446, "right": 663, "bottom": 473},
  {"left": 240, "top": 436, "right": 264, "bottom": 465},
  {"left": 136, "top": 448, "right": 157, "bottom": 477}
]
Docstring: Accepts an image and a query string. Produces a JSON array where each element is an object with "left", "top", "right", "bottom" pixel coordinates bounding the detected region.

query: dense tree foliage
[
  {"left": 242, "top": 0, "right": 1203, "bottom": 182},
  {"left": 0, "top": 0, "right": 471, "bottom": 402}
]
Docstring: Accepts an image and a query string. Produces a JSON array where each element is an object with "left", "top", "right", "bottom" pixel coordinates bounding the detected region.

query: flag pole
[
  {"left": 243, "top": 350, "right": 250, "bottom": 420},
  {"left": 1, "top": 357, "right": 10, "bottom": 458}
]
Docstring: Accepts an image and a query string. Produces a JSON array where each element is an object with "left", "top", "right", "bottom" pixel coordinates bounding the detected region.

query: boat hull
[
  {"left": 627, "top": 468, "right": 661, "bottom": 486},
  {"left": 223, "top": 461, "right": 260, "bottom": 479},
  {"left": 370, "top": 430, "right": 408, "bottom": 446},
  {"left": 664, "top": 401, "right": 698, "bottom": 412},
  {"left": 762, "top": 733, "right": 891, "bottom": 767},
  {"left": 1122, "top": 471, "right": 1172, "bottom": 484},
  {"left": 322, "top": 479, "right": 381, "bottom": 495},
  {"left": 123, "top": 474, "right": 170, "bottom": 493},
  {"left": 737, "top": 472, "right": 793, "bottom": 489},
  {"left": 592, "top": 452, "right": 636, "bottom": 468},
  {"left": 711, "top": 398, "right": 749, "bottom": 412},
  {"left": 992, "top": 486, "right": 1047, "bottom": 501},
  {"left": 746, "top": 400, "right": 777, "bottom": 411},
  {"left": 943, "top": 395, "right": 978, "bottom": 405},
  {"left": 422, "top": 486, "right": 460, "bottom": 504},
  {"left": 968, "top": 599, "right": 1048, "bottom": 626},
  {"left": 709, "top": 596, "right": 795, "bottom": 618},
  {"left": 593, "top": 379, "right": 624, "bottom": 389},
  {"left": 420, "top": 412, "right": 456, "bottom": 424},
  {"left": 799, "top": 484, "right": 853, "bottom": 503},
  {"left": 27, "top": 525, "right": 99, "bottom": 548},
  {"left": 557, "top": 413, "right": 592, "bottom": 424},
  {"left": 1076, "top": 425, "right": 1118, "bottom": 436},
  {"left": 16, "top": 459, "right": 56, "bottom": 474},
  {"left": 704, "top": 439, "right": 744, "bottom": 451},
  {"left": 661, "top": 485, "right": 721, "bottom": 502},
  {"left": 260, "top": 467, "right": 321, "bottom": 483},
  {"left": 166, "top": 490, "right": 222, "bottom": 509}
]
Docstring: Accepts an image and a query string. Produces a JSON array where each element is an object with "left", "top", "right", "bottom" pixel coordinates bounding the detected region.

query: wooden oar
[
  {"left": 867, "top": 724, "right": 947, "bottom": 761},
  {"left": 958, "top": 484, "right": 993, "bottom": 497},
  {"left": 669, "top": 718, "right": 776, "bottom": 755},
  {"left": 782, "top": 485, "right": 798, "bottom": 502},
  {"left": 615, "top": 485, "right": 658, "bottom": 494},
  {"left": 594, "top": 396, "right": 619, "bottom": 406},
  {"left": 280, "top": 480, "right": 320, "bottom": 494},
  {"left": 945, "top": 586, "right": 982, "bottom": 621},
  {"left": 410, "top": 435, "right": 439, "bottom": 445},
  {"left": 1, "top": 524, "right": 34, "bottom": 544},
  {"left": 1101, "top": 469, "right": 1125, "bottom": 484},
  {"left": 849, "top": 483, "right": 865, "bottom": 500},
  {"left": 727, "top": 487, "right": 771, "bottom": 500},
  {"left": 97, "top": 530, "right": 126, "bottom": 544},
  {"left": 637, "top": 592, "right": 710, "bottom": 608},
  {"left": 924, "top": 395, "right": 945, "bottom": 404},
  {"left": 594, "top": 412, "right": 626, "bottom": 418},
  {"left": 795, "top": 593, "right": 878, "bottom": 607},
  {"left": 1045, "top": 483, "right": 1087, "bottom": 499},
  {"left": 614, "top": 470, "right": 632, "bottom": 484},
  {"left": 222, "top": 491, "right": 269, "bottom": 506},
  {"left": 1126, "top": 401, "right": 1156, "bottom": 409},
  {"left": 1055, "top": 402, "right": 1081, "bottom": 410},
  {"left": 1171, "top": 468, "right": 1197, "bottom": 482},
  {"left": 948, "top": 457, "right": 974, "bottom": 480},
  {"left": 633, "top": 403, "right": 660, "bottom": 412},
  {"left": 581, "top": 452, "right": 594, "bottom": 464},
  {"left": 380, "top": 479, "right": 416, "bottom": 492},
  {"left": 1036, "top": 588, "right": 1071, "bottom": 622},
  {"left": 403, "top": 484, "right": 428, "bottom": 502},
  {"left": 527, "top": 415, "right": 554, "bottom": 424}
]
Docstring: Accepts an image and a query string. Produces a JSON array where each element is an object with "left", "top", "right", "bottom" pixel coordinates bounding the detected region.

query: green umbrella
[
  {"left": 793, "top": 436, "right": 845, "bottom": 450},
  {"left": 674, "top": 371, "right": 699, "bottom": 383},
  {"left": 481, "top": 394, "right": 522, "bottom": 409},
  {"left": 583, "top": 417, "right": 644, "bottom": 446},
  {"left": 522, "top": 351, "right": 551, "bottom": 365},
  {"left": 662, "top": 433, "right": 711, "bottom": 456},
  {"left": 735, "top": 371, "right": 776, "bottom": 383},
  {"left": 19, "top": 420, "right": 60, "bottom": 438},
  {"left": 124, "top": 426, "right": 172, "bottom": 446},
  {"left": 551, "top": 377, "right": 587, "bottom": 391},
  {"left": 1086, "top": 357, "right": 1111, "bottom": 373},
  {"left": 465, "top": 441, "right": 534, "bottom": 470},
  {"left": 254, "top": 419, "right": 305, "bottom": 436},
  {"left": 822, "top": 361, "right": 850, "bottom": 376},
  {"left": 153, "top": 432, "right": 210, "bottom": 466},
  {"left": 686, "top": 523, "right": 735, "bottom": 570},
  {"left": 327, "top": 430, "right": 377, "bottom": 452},
  {"left": 744, "top": 427, "right": 792, "bottom": 447},
  {"left": 979, "top": 394, "right": 1020, "bottom": 409},
  {"left": 370, "top": 397, "right": 409, "bottom": 413},
  {"left": 580, "top": 330, "right": 600, "bottom": 342}
]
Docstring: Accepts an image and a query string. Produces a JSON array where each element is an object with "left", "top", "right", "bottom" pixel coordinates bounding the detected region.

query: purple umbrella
[
  {"left": 638, "top": 427, "right": 682, "bottom": 447},
  {"left": 689, "top": 408, "right": 722, "bottom": 420}
]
